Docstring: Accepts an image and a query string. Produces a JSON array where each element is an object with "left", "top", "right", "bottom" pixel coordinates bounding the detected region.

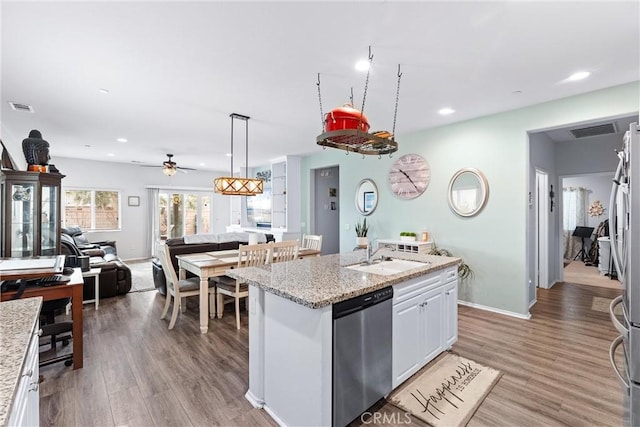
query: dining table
[{"left": 176, "top": 247, "right": 321, "bottom": 333}]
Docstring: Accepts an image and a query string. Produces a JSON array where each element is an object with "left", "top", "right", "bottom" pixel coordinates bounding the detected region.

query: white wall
[
  {"left": 555, "top": 133, "right": 621, "bottom": 175},
  {"left": 300, "top": 81, "right": 639, "bottom": 316},
  {"left": 49, "top": 157, "right": 231, "bottom": 260}
]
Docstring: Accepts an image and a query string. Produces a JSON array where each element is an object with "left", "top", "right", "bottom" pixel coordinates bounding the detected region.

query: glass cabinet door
[
  {"left": 41, "top": 184, "right": 58, "bottom": 256},
  {"left": 10, "top": 183, "right": 36, "bottom": 257}
]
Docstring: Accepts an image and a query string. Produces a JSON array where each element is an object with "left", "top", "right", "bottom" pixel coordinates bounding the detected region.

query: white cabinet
[
  {"left": 392, "top": 293, "right": 423, "bottom": 387},
  {"left": 239, "top": 156, "right": 300, "bottom": 235},
  {"left": 269, "top": 156, "right": 300, "bottom": 233},
  {"left": 444, "top": 279, "right": 458, "bottom": 348},
  {"left": 392, "top": 267, "right": 458, "bottom": 389},
  {"left": 8, "top": 321, "right": 40, "bottom": 427}
]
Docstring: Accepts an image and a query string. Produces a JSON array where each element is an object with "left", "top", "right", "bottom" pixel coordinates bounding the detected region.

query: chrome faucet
[{"left": 366, "top": 240, "right": 377, "bottom": 264}]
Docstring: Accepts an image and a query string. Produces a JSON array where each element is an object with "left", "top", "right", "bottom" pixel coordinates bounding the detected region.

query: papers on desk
[{"left": 0, "top": 256, "right": 64, "bottom": 272}]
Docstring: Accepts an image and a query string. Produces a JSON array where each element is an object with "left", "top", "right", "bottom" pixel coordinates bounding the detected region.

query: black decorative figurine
[{"left": 22, "top": 129, "right": 50, "bottom": 167}]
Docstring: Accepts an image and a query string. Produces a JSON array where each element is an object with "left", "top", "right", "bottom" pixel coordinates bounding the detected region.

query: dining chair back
[
  {"left": 301, "top": 234, "right": 323, "bottom": 252},
  {"left": 157, "top": 241, "right": 215, "bottom": 329},
  {"left": 271, "top": 240, "right": 299, "bottom": 263},
  {"left": 214, "top": 243, "right": 272, "bottom": 329}
]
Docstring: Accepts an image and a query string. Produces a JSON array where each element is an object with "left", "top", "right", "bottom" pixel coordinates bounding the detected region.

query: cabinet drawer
[
  {"left": 442, "top": 266, "right": 458, "bottom": 283},
  {"left": 393, "top": 271, "right": 441, "bottom": 304}
]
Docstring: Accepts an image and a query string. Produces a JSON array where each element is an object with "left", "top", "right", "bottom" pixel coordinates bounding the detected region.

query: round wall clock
[{"left": 389, "top": 153, "right": 431, "bottom": 199}]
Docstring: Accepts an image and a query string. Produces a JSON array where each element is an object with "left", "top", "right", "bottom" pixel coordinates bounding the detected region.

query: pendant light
[{"left": 214, "top": 113, "right": 264, "bottom": 196}]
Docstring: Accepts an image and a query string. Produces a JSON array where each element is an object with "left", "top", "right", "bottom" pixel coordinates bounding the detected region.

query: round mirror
[
  {"left": 355, "top": 179, "right": 378, "bottom": 216},
  {"left": 448, "top": 168, "right": 489, "bottom": 217}
]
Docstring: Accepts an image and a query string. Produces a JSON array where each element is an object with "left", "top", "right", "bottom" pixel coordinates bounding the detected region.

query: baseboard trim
[
  {"left": 122, "top": 257, "right": 151, "bottom": 263},
  {"left": 458, "top": 300, "right": 532, "bottom": 320},
  {"left": 263, "top": 404, "right": 287, "bottom": 427},
  {"left": 244, "top": 390, "right": 264, "bottom": 409},
  {"left": 529, "top": 298, "right": 537, "bottom": 309}
]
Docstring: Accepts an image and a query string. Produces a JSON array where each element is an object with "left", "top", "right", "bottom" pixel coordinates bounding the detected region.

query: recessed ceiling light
[
  {"left": 116, "top": 138, "right": 127, "bottom": 143},
  {"left": 225, "top": 153, "right": 232, "bottom": 157},
  {"left": 99, "top": 88, "right": 110, "bottom": 94},
  {"left": 199, "top": 162, "right": 206, "bottom": 166},
  {"left": 438, "top": 107, "right": 455, "bottom": 116},
  {"left": 107, "top": 153, "right": 115, "bottom": 157},
  {"left": 567, "top": 71, "right": 590, "bottom": 81},
  {"left": 355, "top": 60, "right": 370, "bottom": 72}
]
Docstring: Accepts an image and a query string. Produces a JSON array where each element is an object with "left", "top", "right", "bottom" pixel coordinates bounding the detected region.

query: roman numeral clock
[{"left": 389, "top": 153, "right": 431, "bottom": 199}]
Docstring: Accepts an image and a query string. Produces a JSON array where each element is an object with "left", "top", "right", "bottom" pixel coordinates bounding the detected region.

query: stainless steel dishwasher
[{"left": 333, "top": 286, "right": 393, "bottom": 427}]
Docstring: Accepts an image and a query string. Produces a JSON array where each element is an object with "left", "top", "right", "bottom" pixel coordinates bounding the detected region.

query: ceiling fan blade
[
  {"left": 177, "top": 166, "right": 197, "bottom": 171},
  {"left": 140, "top": 165, "right": 163, "bottom": 168}
]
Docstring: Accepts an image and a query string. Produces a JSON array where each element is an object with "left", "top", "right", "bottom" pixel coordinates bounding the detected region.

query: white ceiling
[{"left": 1, "top": 1, "right": 639, "bottom": 172}]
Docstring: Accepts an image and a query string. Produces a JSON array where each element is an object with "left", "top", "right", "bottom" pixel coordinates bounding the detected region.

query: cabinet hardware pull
[
  {"left": 22, "top": 369, "right": 33, "bottom": 378},
  {"left": 446, "top": 291, "right": 452, "bottom": 295}
]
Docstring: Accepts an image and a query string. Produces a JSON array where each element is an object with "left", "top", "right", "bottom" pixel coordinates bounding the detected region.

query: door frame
[{"left": 535, "top": 168, "right": 550, "bottom": 290}]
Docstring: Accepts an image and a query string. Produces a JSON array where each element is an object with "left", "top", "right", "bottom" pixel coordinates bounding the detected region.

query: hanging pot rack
[{"left": 316, "top": 46, "right": 402, "bottom": 157}]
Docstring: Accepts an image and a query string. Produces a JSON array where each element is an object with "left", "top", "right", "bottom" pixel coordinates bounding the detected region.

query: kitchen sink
[{"left": 346, "top": 258, "right": 429, "bottom": 276}]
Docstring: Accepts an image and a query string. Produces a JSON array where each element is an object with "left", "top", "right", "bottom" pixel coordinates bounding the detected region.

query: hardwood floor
[{"left": 39, "top": 282, "right": 628, "bottom": 426}]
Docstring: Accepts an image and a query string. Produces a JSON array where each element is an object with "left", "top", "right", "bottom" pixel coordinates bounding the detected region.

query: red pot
[{"left": 324, "top": 103, "right": 370, "bottom": 133}]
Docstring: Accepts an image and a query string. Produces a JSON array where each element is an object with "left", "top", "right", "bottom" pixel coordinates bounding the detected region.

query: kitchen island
[
  {"left": 228, "top": 249, "right": 460, "bottom": 426},
  {"left": 0, "top": 297, "right": 42, "bottom": 427}
]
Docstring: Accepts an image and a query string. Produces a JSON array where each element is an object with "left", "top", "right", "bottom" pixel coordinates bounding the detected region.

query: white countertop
[
  {"left": 227, "top": 249, "right": 460, "bottom": 308},
  {"left": 0, "top": 297, "right": 42, "bottom": 427}
]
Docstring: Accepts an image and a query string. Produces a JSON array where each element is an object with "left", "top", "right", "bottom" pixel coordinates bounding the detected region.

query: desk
[
  {"left": 81, "top": 268, "right": 102, "bottom": 310},
  {"left": 1, "top": 269, "right": 84, "bottom": 369},
  {"left": 177, "top": 248, "right": 321, "bottom": 334}
]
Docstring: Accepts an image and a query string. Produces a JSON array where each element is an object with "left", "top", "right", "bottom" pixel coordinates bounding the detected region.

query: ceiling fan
[{"left": 141, "top": 154, "right": 196, "bottom": 176}]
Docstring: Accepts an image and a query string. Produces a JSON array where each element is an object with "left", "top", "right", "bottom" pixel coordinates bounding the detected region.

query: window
[{"left": 64, "top": 189, "right": 121, "bottom": 230}]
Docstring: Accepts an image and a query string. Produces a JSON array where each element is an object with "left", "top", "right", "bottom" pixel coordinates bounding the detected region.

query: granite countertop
[
  {"left": 0, "top": 297, "right": 42, "bottom": 427},
  {"left": 227, "top": 249, "right": 460, "bottom": 309}
]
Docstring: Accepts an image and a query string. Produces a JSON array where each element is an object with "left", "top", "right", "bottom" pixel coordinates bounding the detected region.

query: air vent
[
  {"left": 8, "top": 102, "right": 34, "bottom": 113},
  {"left": 570, "top": 123, "right": 617, "bottom": 139}
]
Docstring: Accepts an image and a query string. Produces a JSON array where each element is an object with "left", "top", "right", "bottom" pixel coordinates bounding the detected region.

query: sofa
[
  {"left": 152, "top": 232, "right": 275, "bottom": 295},
  {"left": 60, "top": 227, "right": 132, "bottom": 300}
]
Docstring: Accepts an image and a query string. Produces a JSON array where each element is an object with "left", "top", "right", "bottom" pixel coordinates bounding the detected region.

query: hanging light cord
[
  {"left": 229, "top": 115, "right": 234, "bottom": 176},
  {"left": 245, "top": 117, "right": 249, "bottom": 177}
]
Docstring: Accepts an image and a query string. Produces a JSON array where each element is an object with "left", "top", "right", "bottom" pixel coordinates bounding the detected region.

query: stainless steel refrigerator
[{"left": 609, "top": 122, "right": 639, "bottom": 426}]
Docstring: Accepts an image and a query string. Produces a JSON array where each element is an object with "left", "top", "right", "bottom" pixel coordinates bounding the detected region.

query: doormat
[
  {"left": 592, "top": 296, "right": 622, "bottom": 315},
  {"left": 388, "top": 353, "right": 502, "bottom": 427}
]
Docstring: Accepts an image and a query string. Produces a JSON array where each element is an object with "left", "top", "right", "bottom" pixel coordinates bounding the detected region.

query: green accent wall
[{"left": 301, "top": 81, "right": 639, "bottom": 316}]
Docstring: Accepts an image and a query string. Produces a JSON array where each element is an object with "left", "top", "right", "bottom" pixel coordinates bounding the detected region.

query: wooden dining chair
[
  {"left": 271, "top": 240, "right": 299, "bottom": 263},
  {"left": 157, "top": 242, "right": 216, "bottom": 330},
  {"left": 301, "top": 234, "right": 323, "bottom": 252},
  {"left": 213, "top": 243, "right": 272, "bottom": 329}
]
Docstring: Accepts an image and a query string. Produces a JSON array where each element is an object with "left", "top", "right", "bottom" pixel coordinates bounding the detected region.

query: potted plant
[
  {"left": 400, "top": 231, "right": 417, "bottom": 242},
  {"left": 429, "top": 244, "right": 473, "bottom": 281},
  {"left": 355, "top": 218, "right": 369, "bottom": 248}
]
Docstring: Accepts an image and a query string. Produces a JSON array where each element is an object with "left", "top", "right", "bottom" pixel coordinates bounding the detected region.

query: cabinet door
[
  {"left": 392, "top": 294, "right": 423, "bottom": 388},
  {"left": 9, "top": 182, "right": 37, "bottom": 257},
  {"left": 41, "top": 184, "right": 59, "bottom": 256},
  {"left": 419, "top": 287, "right": 444, "bottom": 366},
  {"left": 444, "top": 280, "right": 458, "bottom": 348}
]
